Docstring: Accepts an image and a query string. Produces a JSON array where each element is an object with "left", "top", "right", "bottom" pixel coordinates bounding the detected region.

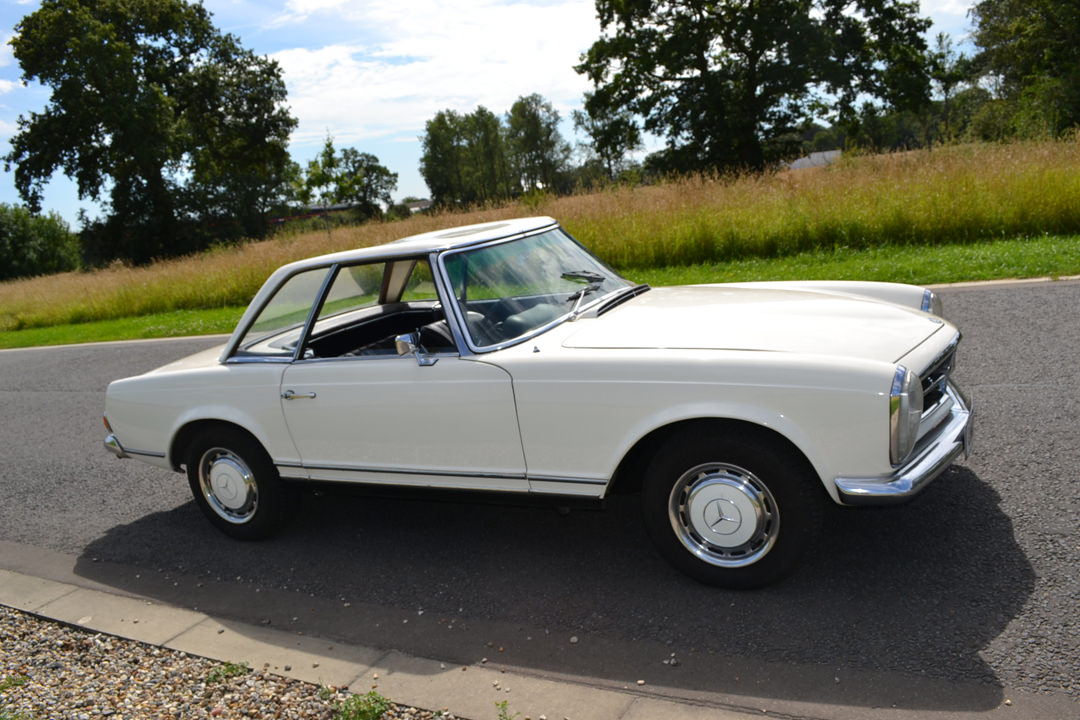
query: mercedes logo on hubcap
[{"left": 703, "top": 497, "right": 741, "bottom": 535}]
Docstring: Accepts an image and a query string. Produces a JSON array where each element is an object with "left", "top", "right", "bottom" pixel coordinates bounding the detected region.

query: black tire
[
  {"left": 642, "top": 427, "right": 823, "bottom": 589},
  {"left": 184, "top": 427, "right": 297, "bottom": 540}
]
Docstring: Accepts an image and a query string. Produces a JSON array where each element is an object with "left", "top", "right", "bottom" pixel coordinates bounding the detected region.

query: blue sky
[{"left": 0, "top": 0, "right": 975, "bottom": 226}]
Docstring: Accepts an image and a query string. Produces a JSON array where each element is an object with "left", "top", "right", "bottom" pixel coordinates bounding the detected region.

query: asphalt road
[{"left": 1, "top": 279, "right": 1078, "bottom": 715}]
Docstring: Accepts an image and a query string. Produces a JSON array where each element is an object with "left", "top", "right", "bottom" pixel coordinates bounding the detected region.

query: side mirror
[{"left": 395, "top": 332, "right": 438, "bottom": 366}]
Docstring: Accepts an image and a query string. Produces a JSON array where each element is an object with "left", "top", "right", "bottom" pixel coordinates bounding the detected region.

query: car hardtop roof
[{"left": 287, "top": 216, "right": 559, "bottom": 271}]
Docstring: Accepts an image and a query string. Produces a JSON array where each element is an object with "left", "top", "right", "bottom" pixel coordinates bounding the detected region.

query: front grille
[{"left": 921, "top": 348, "right": 955, "bottom": 411}]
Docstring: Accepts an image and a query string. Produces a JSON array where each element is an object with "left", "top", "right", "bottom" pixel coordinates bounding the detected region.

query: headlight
[
  {"left": 921, "top": 289, "right": 943, "bottom": 317},
  {"left": 890, "top": 366, "right": 924, "bottom": 465}
]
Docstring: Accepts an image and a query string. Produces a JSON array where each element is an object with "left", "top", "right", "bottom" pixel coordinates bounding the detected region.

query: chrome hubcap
[
  {"left": 198, "top": 447, "right": 258, "bottom": 524},
  {"left": 669, "top": 462, "right": 778, "bottom": 567}
]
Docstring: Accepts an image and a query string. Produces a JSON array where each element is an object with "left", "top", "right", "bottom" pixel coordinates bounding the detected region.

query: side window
[
  {"left": 233, "top": 267, "right": 329, "bottom": 358},
  {"left": 401, "top": 260, "right": 439, "bottom": 302},
  {"left": 319, "top": 263, "right": 384, "bottom": 319}
]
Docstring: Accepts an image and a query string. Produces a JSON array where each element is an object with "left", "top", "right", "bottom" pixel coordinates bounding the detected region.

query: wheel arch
[
  {"left": 170, "top": 419, "right": 266, "bottom": 471},
  {"left": 608, "top": 418, "right": 824, "bottom": 497}
]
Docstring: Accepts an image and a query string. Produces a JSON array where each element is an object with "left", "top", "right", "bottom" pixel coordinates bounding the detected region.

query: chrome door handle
[{"left": 282, "top": 390, "right": 317, "bottom": 400}]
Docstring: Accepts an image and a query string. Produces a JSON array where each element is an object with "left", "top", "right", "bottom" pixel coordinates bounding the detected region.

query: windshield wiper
[
  {"left": 561, "top": 270, "right": 606, "bottom": 284},
  {"left": 566, "top": 283, "right": 601, "bottom": 319},
  {"left": 561, "top": 270, "right": 610, "bottom": 319}
]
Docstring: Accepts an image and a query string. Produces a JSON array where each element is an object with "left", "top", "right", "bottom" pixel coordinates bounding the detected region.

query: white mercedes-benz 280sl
[{"left": 104, "top": 217, "right": 972, "bottom": 588}]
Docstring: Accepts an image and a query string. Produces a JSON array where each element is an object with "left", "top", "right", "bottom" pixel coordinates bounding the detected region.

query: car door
[{"left": 279, "top": 353, "right": 527, "bottom": 491}]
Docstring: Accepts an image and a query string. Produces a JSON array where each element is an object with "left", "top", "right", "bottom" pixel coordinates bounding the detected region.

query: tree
[
  {"left": 420, "top": 106, "right": 516, "bottom": 207},
  {"left": 298, "top": 136, "right": 398, "bottom": 220},
  {"left": 0, "top": 203, "right": 79, "bottom": 281},
  {"left": 338, "top": 148, "right": 398, "bottom": 219},
  {"left": 506, "top": 94, "right": 572, "bottom": 193},
  {"left": 461, "top": 107, "right": 514, "bottom": 203},
  {"left": 971, "top": 0, "right": 1080, "bottom": 136},
  {"left": 576, "top": 0, "right": 932, "bottom": 173},
  {"left": 420, "top": 110, "right": 468, "bottom": 206},
  {"left": 573, "top": 91, "right": 643, "bottom": 182},
  {"left": 928, "top": 33, "right": 971, "bottom": 142},
  {"left": 4, "top": 0, "right": 296, "bottom": 263}
]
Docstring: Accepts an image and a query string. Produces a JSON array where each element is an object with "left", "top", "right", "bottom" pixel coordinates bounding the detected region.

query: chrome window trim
[{"left": 222, "top": 264, "right": 335, "bottom": 362}]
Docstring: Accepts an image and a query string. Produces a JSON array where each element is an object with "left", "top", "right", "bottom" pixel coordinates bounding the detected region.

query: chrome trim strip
[
  {"left": 296, "top": 463, "right": 527, "bottom": 482},
  {"left": 835, "top": 382, "right": 972, "bottom": 505},
  {"left": 104, "top": 435, "right": 165, "bottom": 460},
  {"left": 527, "top": 475, "right": 608, "bottom": 486},
  {"left": 917, "top": 331, "right": 960, "bottom": 378}
]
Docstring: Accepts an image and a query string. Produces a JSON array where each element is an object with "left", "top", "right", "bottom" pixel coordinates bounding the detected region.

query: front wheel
[
  {"left": 185, "top": 427, "right": 297, "bottom": 540},
  {"left": 642, "top": 428, "right": 823, "bottom": 588}
]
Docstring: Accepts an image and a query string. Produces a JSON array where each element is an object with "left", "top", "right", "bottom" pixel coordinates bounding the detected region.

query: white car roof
[{"left": 281, "top": 216, "right": 559, "bottom": 273}]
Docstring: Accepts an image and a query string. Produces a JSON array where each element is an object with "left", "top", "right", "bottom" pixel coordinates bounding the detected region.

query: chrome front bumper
[
  {"left": 834, "top": 382, "right": 972, "bottom": 505},
  {"left": 104, "top": 434, "right": 131, "bottom": 460}
]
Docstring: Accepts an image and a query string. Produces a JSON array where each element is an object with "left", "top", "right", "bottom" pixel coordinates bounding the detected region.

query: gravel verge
[{"left": 0, "top": 606, "right": 457, "bottom": 720}]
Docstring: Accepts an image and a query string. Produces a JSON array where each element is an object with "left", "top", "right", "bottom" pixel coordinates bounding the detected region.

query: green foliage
[
  {"left": 495, "top": 700, "right": 520, "bottom": 720},
  {"left": 0, "top": 204, "right": 79, "bottom": 280},
  {"left": 205, "top": 661, "right": 251, "bottom": 684},
  {"left": 506, "top": 94, "right": 573, "bottom": 194},
  {"left": 971, "top": 0, "right": 1080, "bottom": 138},
  {"left": 295, "top": 136, "right": 398, "bottom": 224},
  {"left": 4, "top": 0, "right": 296, "bottom": 264},
  {"left": 577, "top": 0, "right": 931, "bottom": 173},
  {"left": 574, "top": 91, "right": 643, "bottom": 183},
  {"left": 420, "top": 95, "right": 571, "bottom": 207},
  {"left": 333, "top": 690, "right": 391, "bottom": 720}
]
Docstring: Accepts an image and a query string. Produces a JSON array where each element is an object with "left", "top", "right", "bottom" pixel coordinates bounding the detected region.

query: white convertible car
[{"left": 104, "top": 217, "right": 972, "bottom": 588}]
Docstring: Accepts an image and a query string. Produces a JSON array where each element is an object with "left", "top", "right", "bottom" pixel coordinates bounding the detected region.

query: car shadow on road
[{"left": 75, "top": 464, "right": 1032, "bottom": 712}]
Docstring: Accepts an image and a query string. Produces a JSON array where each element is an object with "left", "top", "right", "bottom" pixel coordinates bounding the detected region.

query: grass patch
[
  {"left": 631, "top": 234, "right": 1080, "bottom": 287},
  {"left": 333, "top": 691, "right": 392, "bottom": 720},
  {"left": 205, "top": 661, "right": 251, "bottom": 685},
  {"left": 0, "top": 307, "right": 242, "bottom": 349}
]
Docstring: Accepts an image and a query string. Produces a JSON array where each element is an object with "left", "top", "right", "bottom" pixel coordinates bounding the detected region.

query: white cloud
[
  {"left": 0, "top": 34, "right": 13, "bottom": 69},
  {"left": 920, "top": 1, "right": 972, "bottom": 18},
  {"left": 271, "top": 0, "right": 599, "bottom": 149}
]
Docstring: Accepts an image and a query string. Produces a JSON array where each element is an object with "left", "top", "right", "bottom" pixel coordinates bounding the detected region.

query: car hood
[{"left": 563, "top": 285, "right": 944, "bottom": 362}]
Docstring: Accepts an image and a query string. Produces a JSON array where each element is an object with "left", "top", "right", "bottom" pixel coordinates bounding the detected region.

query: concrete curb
[{"left": 0, "top": 568, "right": 747, "bottom": 720}]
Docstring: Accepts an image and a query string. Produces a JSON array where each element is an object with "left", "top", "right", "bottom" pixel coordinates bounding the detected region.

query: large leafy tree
[
  {"left": 576, "top": 0, "right": 931, "bottom": 173},
  {"left": 506, "top": 94, "right": 572, "bottom": 193},
  {"left": 420, "top": 110, "right": 469, "bottom": 206},
  {"left": 971, "top": 0, "right": 1080, "bottom": 136},
  {"left": 4, "top": 0, "right": 296, "bottom": 263},
  {"left": 420, "top": 106, "right": 517, "bottom": 207}
]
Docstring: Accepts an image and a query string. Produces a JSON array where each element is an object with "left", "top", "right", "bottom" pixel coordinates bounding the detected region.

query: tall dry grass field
[{"left": 2, "top": 140, "right": 1078, "bottom": 332}]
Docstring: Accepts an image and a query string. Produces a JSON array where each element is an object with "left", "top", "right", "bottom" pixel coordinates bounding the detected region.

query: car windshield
[{"left": 441, "top": 228, "right": 632, "bottom": 349}]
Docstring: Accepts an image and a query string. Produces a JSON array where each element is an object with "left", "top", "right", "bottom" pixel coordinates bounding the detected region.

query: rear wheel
[
  {"left": 185, "top": 427, "right": 297, "bottom": 540},
  {"left": 642, "top": 428, "right": 823, "bottom": 588}
]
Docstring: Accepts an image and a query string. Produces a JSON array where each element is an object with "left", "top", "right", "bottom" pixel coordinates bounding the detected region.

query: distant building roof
[{"left": 786, "top": 150, "right": 842, "bottom": 170}]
